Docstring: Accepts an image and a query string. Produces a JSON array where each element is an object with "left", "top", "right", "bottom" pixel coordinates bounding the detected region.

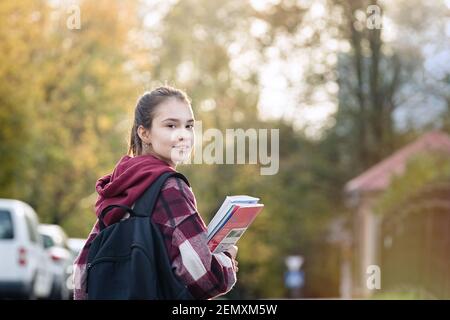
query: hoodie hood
[{"left": 94, "top": 154, "right": 175, "bottom": 226}]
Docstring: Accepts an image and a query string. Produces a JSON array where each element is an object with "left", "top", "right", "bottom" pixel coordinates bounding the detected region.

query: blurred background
[{"left": 0, "top": 0, "right": 449, "bottom": 299}]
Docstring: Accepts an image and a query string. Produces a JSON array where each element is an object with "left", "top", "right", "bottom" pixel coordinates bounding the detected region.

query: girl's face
[{"left": 138, "top": 98, "right": 195, "bottom": 167}]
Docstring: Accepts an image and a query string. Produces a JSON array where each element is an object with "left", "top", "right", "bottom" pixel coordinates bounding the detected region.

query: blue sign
[{"left": 284, "top": 270, "right": 304, "bottom": 289}]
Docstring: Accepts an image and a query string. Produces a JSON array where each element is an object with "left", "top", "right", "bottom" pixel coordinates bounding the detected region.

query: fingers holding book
[
  {"left": 225, "top": 245, "right": 238, "bottom": 259},
  {"left": 224, "top": 245, "right": 239, "bottom": 273}
]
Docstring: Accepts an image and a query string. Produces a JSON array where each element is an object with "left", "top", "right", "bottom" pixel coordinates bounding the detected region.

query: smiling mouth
[{"left": 173, "top": 145, "right": 191, "bottom": 150}]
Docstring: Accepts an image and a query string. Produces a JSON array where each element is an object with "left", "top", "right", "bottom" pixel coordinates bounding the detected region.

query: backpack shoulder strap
[
  {"left": 132, "top": 171, "right": 189, "bottom": 218},
  {"left": 98, "top": 204, "right": 137, "bottom": 231}
]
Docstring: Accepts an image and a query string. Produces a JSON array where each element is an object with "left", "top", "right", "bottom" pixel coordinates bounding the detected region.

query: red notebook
[{"left": 207, "top": 204, "right": 264, "bottom": 253}]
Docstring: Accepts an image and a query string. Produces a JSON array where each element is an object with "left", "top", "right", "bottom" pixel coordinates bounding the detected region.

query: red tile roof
[{"left": 345, "top": 131, "right": 450, "bottom": 194}]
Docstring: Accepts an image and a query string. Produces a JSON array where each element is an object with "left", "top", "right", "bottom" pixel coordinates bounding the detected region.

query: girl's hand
[
  {"left": 225, "top": 245, "right": 238, "bottom": 259},
  {"left": 225, "top": 245, "right": 239, "bottom": 272}
]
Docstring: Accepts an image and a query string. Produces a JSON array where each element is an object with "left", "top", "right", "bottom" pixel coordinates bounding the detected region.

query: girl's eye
[
  {"left": 167, "top": 124, "right": 176, "bottom": 128},
  {"left": 186, "top": 125, "right": 194, "bottom": 129}
]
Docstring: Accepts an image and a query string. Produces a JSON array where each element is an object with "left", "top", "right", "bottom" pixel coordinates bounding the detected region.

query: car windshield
[
  {"left": 0, "top": 209, "right": 14, "bottom": 239},
  {"left": 38, "top": 226, "right": 69, "bottom": 249},
  {"left": 41, "top": 233, "right": 55, "bottom": 248}
]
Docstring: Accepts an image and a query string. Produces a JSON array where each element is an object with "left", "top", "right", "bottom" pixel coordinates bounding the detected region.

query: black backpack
[{"left": 86, "top": 171, "right": 194, "bottom": 300}]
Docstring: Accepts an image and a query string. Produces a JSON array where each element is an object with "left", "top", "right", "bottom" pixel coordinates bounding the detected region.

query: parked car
[
  {"left": 67, "top": 238, "right": 85, "bottom": 257},
  {"left": 66, "top": 238, "right": 85, "bottom": 298},
  {"left": 38, "top": 224, "right": 73, "bottom": 300},
  {"left": 0, "top": 199, "right": 53, "bottom": 299}
]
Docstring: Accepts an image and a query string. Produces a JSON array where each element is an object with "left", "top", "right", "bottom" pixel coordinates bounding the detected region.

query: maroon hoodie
[{"left": 94, "top": 154, "right": 176, "bottom": 226}]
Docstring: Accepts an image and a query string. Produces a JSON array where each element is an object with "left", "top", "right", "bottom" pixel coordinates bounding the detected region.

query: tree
[{"left": 0, "top": 0, "right": 48, "bottom": 197}]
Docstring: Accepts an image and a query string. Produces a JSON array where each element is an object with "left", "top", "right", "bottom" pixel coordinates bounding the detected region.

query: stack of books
[{"left": 207, "top": 195, "right": 264, "bottom": 253}]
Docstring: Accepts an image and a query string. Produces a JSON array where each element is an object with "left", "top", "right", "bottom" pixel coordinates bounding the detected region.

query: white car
[
  {"left": 0, "top": 199, "right": 53, "bottom": 299},
  {"left": 67, "top": 238, "right": 85, "bottom": 257},
  {"left": 66, "top": 238, "right": 86, "bottom": 298},
  {"left": 38, "top": 224, "right": 73, "bottom": 300}
]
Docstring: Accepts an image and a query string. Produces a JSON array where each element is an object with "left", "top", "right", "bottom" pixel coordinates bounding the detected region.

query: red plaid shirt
[{"left": 73, "top": 177, "right": 237, "bottom": 300}]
